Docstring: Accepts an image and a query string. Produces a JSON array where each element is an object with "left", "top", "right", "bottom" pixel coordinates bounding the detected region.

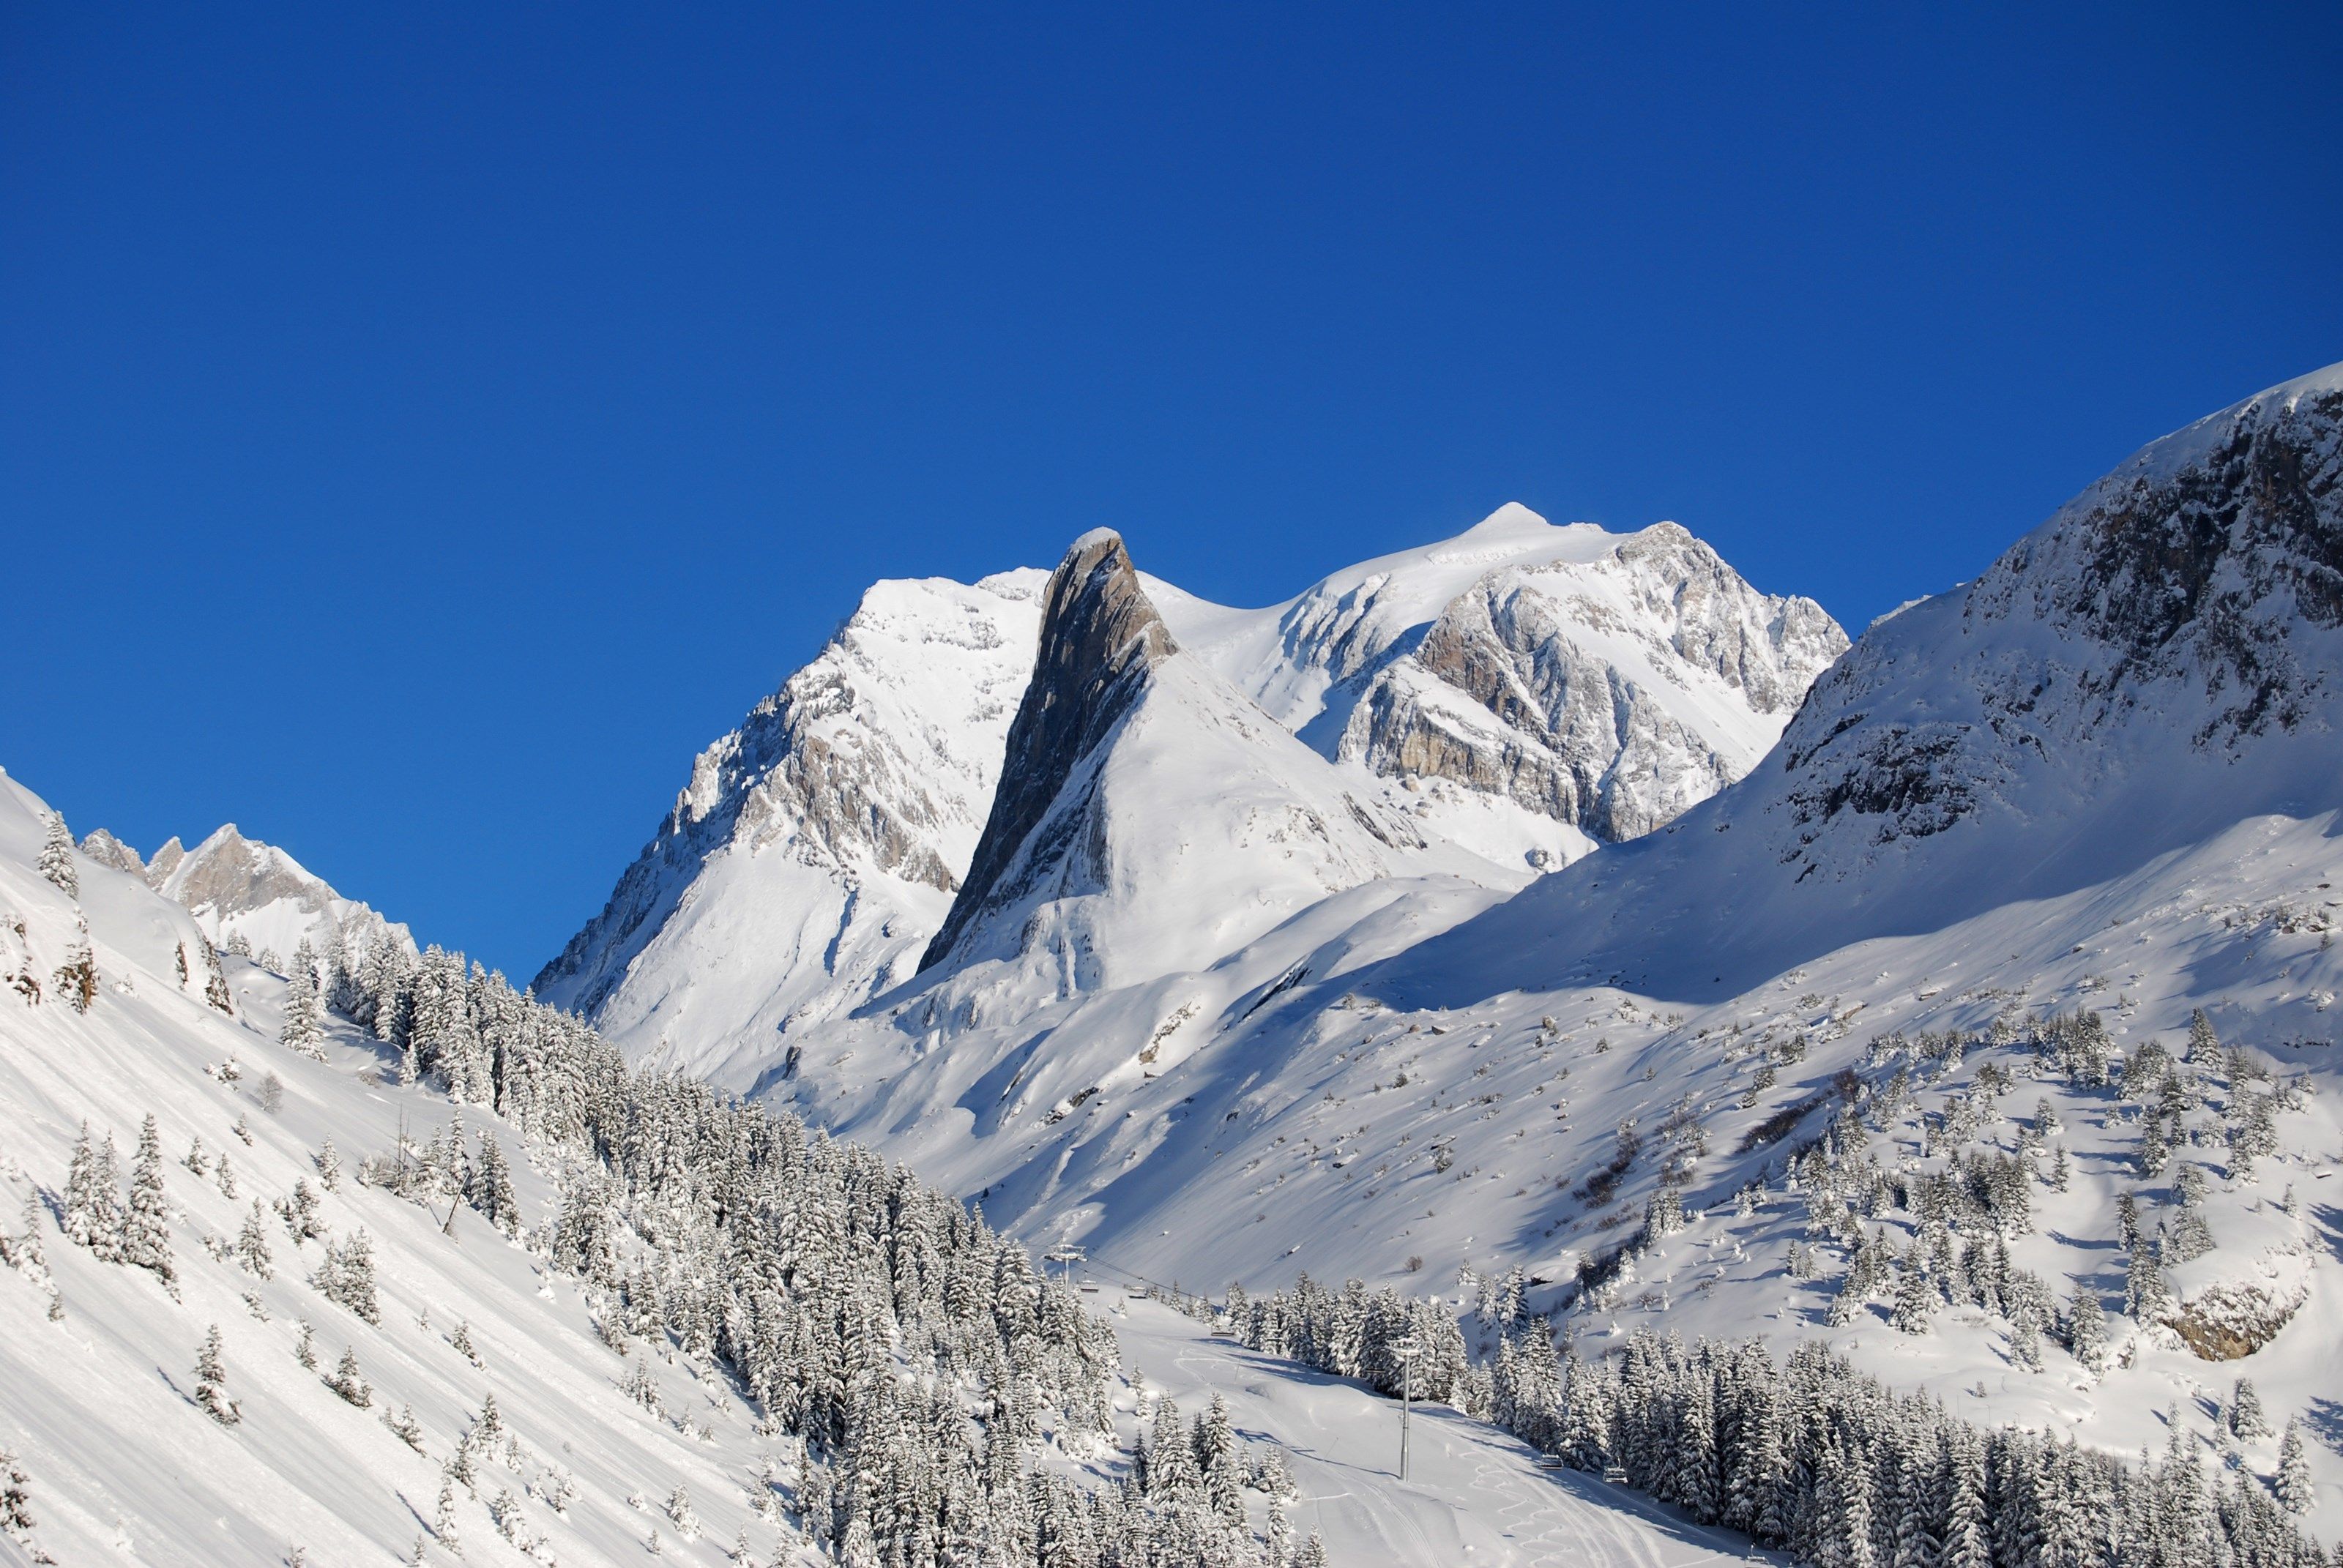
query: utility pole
[{"left": 1393, "top": 1334, "right": 1421, "bottom": 1482}]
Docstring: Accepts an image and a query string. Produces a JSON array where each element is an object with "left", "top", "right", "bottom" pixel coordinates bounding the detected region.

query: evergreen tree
[
  {"left": 0, "top": 1447, "right": 34, "bottom": 1534},
  {"left": 384, "top": 1404, "right": 426, "bottom": 1453},
  {"left": 278, "top": 948, "right": 327, "bottom": 1060},
  {"left": 62, "top": 1123, "right": 122, "bottom": 1259},
  {"left": 471, "top": 1132, "right": 519, "bottom": 1237},
  {"left": 53, "top": 930, "right": 97, "bottom": 1012},
  {"left": 194, "top": 1324, "right": 241, "bottom": 1425},
  {"left": 120, "top": 1114, "right": 174, "bottom": 1290},
  {"left": 328, "top": 1346, "right": 371, "bottom": 1407},
  {"left": 236, "top": 1201, "right": 274, "bottom": 1280},
  {"left": 314, "top": 1229, "right": 380, "bottom": 1323},
  {"left": 2186, "top": 1009, "right": 2219, "bottom": 1064},
  {"left": 2066, "top": 1287, "right": 2107, "bottom": 1376},
  {"left": 2275, "top": 1422, "right": 2312, "bottom": 1515},
  {"left": 1146, "top": 1397, "right": 1199, "bottom": 1498},
  {"left": 36, "top": 814, "right": 77, "bottom": 897},
  {"left": 1890, "top": 1248, "right": 1935, "bottom": 1335},
  {"left": 433, "top": 1467, "right": 460, "bottom": 1551},
  {"left": 2227, "top": 1378, "right": 2270, "bottom": 1443}
]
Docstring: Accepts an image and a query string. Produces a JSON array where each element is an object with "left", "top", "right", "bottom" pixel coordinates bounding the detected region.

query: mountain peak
[{"left": 918, "top": 530, "right": 1177, "bottom": 974}]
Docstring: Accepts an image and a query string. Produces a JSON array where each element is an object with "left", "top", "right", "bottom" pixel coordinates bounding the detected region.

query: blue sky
[{"left": 6, "top": 4, "right": 2340, "bottom": 977}]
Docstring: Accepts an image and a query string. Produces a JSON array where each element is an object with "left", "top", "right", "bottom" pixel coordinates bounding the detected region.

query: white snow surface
[
  {"left": 1106, "top": 1295, "right": 1773, "bottom": 1568},
  {"left": 544, "top": 505, "right": 1839, "bottom": 1093}
]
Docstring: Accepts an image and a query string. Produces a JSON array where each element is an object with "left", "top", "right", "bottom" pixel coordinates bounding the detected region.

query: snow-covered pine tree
[
  {"left": 277, "top": 1177, "right": 322, "bottom": 1242},
  {"left": 62, "top": 1123, "right": 122, "bottom": 1258},
  {"left": 2186, "top": 1009, "right": 2219, "bottom": 1064},
  {"left": 328, "top": 1346, "right": 371, "bottom": 1407},
  {"left": 384, "top": 1403, "right": 425, "bottom": 1453},
  {"left": 2275, "top": 1421, "right": 2311, "bottom": 1515},
  {"left": 2066, "top": 1286, "right": 2107, "bottom": 1375},
  {"left": 35, "top": 814, "right": 76, "bottom": 897},
  {"left": 236, "top": 1201, "right": 274, "bottom": 1279},
  {"left": 433, "top": 1467, "right": 460, "bottom": 1551},
  {"left": 0, "top": 1449, "right": 34, "bottom": 1540},
  {"left": 120, "top": 1114, "right": 175, "bottom": 1291},
  {"left": 51, "top": 930, "right": 96, "bottom": 1012},
  {"left": 1890, "top": 1247, "right": 1934, "bottom": 1334},
  {"left": 194, "top": 1324, "right": 241, "bottom": 1425},
  {"left": 314, "top": 1228, "right": 380, "bottom": 1323},
  {"left": 2227, "top": 1379, "right": 2270, "bottom": 1443},
  {"left": 470, "top": 1131, "right": 519, "bottom": 1236},
  {"left": 278, "top": 946, "right": 326, "bottom": 1059},
  {"left": 196, "top": 932, "right": 234, "bottom": 1013}
]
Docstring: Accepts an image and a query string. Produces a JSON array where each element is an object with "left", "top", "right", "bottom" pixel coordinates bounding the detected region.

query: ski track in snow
[{"left": 1111, "top": 1296, "right": 1770, "bottom": 1568}]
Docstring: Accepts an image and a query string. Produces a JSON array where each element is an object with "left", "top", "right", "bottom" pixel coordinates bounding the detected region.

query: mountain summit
[
  {"left": 542, "top": 507, "right": 1843, "bottom": 1088},
  {"left": 920, "top": 530, "right": 1175, "bottom": 972}
]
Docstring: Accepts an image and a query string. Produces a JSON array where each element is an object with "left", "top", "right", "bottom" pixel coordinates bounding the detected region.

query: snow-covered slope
[
  {"left": 756, "top": 364, "right": 2343, "bottom": 1535},
  {"left": 543, "top": 507, "right": 1839, "bottom": 1091},
  {"left": 532, "top": 571, "right": 1047, "bottom": 1080},
  {"left": 73, "top": 821, "right": 416, "bottom": 968},
  {"left": 1412, "top": 361, "right": 2343, "bottom": 1004},
  {"left": 0, "top": 770, "right": 801, "bottom": 1565},
  {"left": 1, "top": 760, "right": 1739, "bottom": 1568}
]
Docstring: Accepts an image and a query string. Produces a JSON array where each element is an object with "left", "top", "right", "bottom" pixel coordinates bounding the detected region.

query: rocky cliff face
[
  {"left": 1336, "top": 521, "right": 1847, "bottom": 841},
  {"left": 919, "top": 531, "right": 1174, "bottom": 973},
  {"left": 72, "top": 823, "right": 416, "bottom": 962},
  {"left": 1774, "top": 365, "right": 2343, "bottom": 865}
]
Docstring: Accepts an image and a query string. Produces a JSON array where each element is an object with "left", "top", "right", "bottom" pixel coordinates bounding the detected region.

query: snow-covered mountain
[
  {"left": 74, "top": 821, "right": 413, "bottom": 968},
  {"left": 541, "top": 505, "right": 1841, "bottom": 1089},
  {"left": 12, "top": 361, "right": 2342, "bottom": 1556},
  {"left": 911, "top": 528, "right": 1500, "bottom": 997},
  {"left": 532, "top": 571, "right": 1048, "bottom": 1081},
  {"left": 1414, "top": 360, "right": 2343, "bottom": 1004},
  {"left": 1155, "top": 502, "right": 1847, "bottom": 843},
  {"left": 736, "top": 362, "right": 2343, "bottom": 1537}
]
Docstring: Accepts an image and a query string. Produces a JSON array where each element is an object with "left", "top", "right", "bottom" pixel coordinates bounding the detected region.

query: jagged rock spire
[{"left": 920, "top": 529, "right": 1175, "bottom": 973}]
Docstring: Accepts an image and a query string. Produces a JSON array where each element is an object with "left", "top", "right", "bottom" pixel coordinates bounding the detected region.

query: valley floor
[{"left": 1104, "top": 1293, "right": 1770, "bottom": 1568}]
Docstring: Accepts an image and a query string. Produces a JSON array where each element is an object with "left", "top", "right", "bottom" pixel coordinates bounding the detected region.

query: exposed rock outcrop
[
  {"left": 919, "top": 530, "right": 1175, "bottom": 973},
  {"left": 1339, "top": 522, "right": 1847, "bottom": 841},
  {"left": 78, "top": 828, "right": 145, "bottom": 876}
]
